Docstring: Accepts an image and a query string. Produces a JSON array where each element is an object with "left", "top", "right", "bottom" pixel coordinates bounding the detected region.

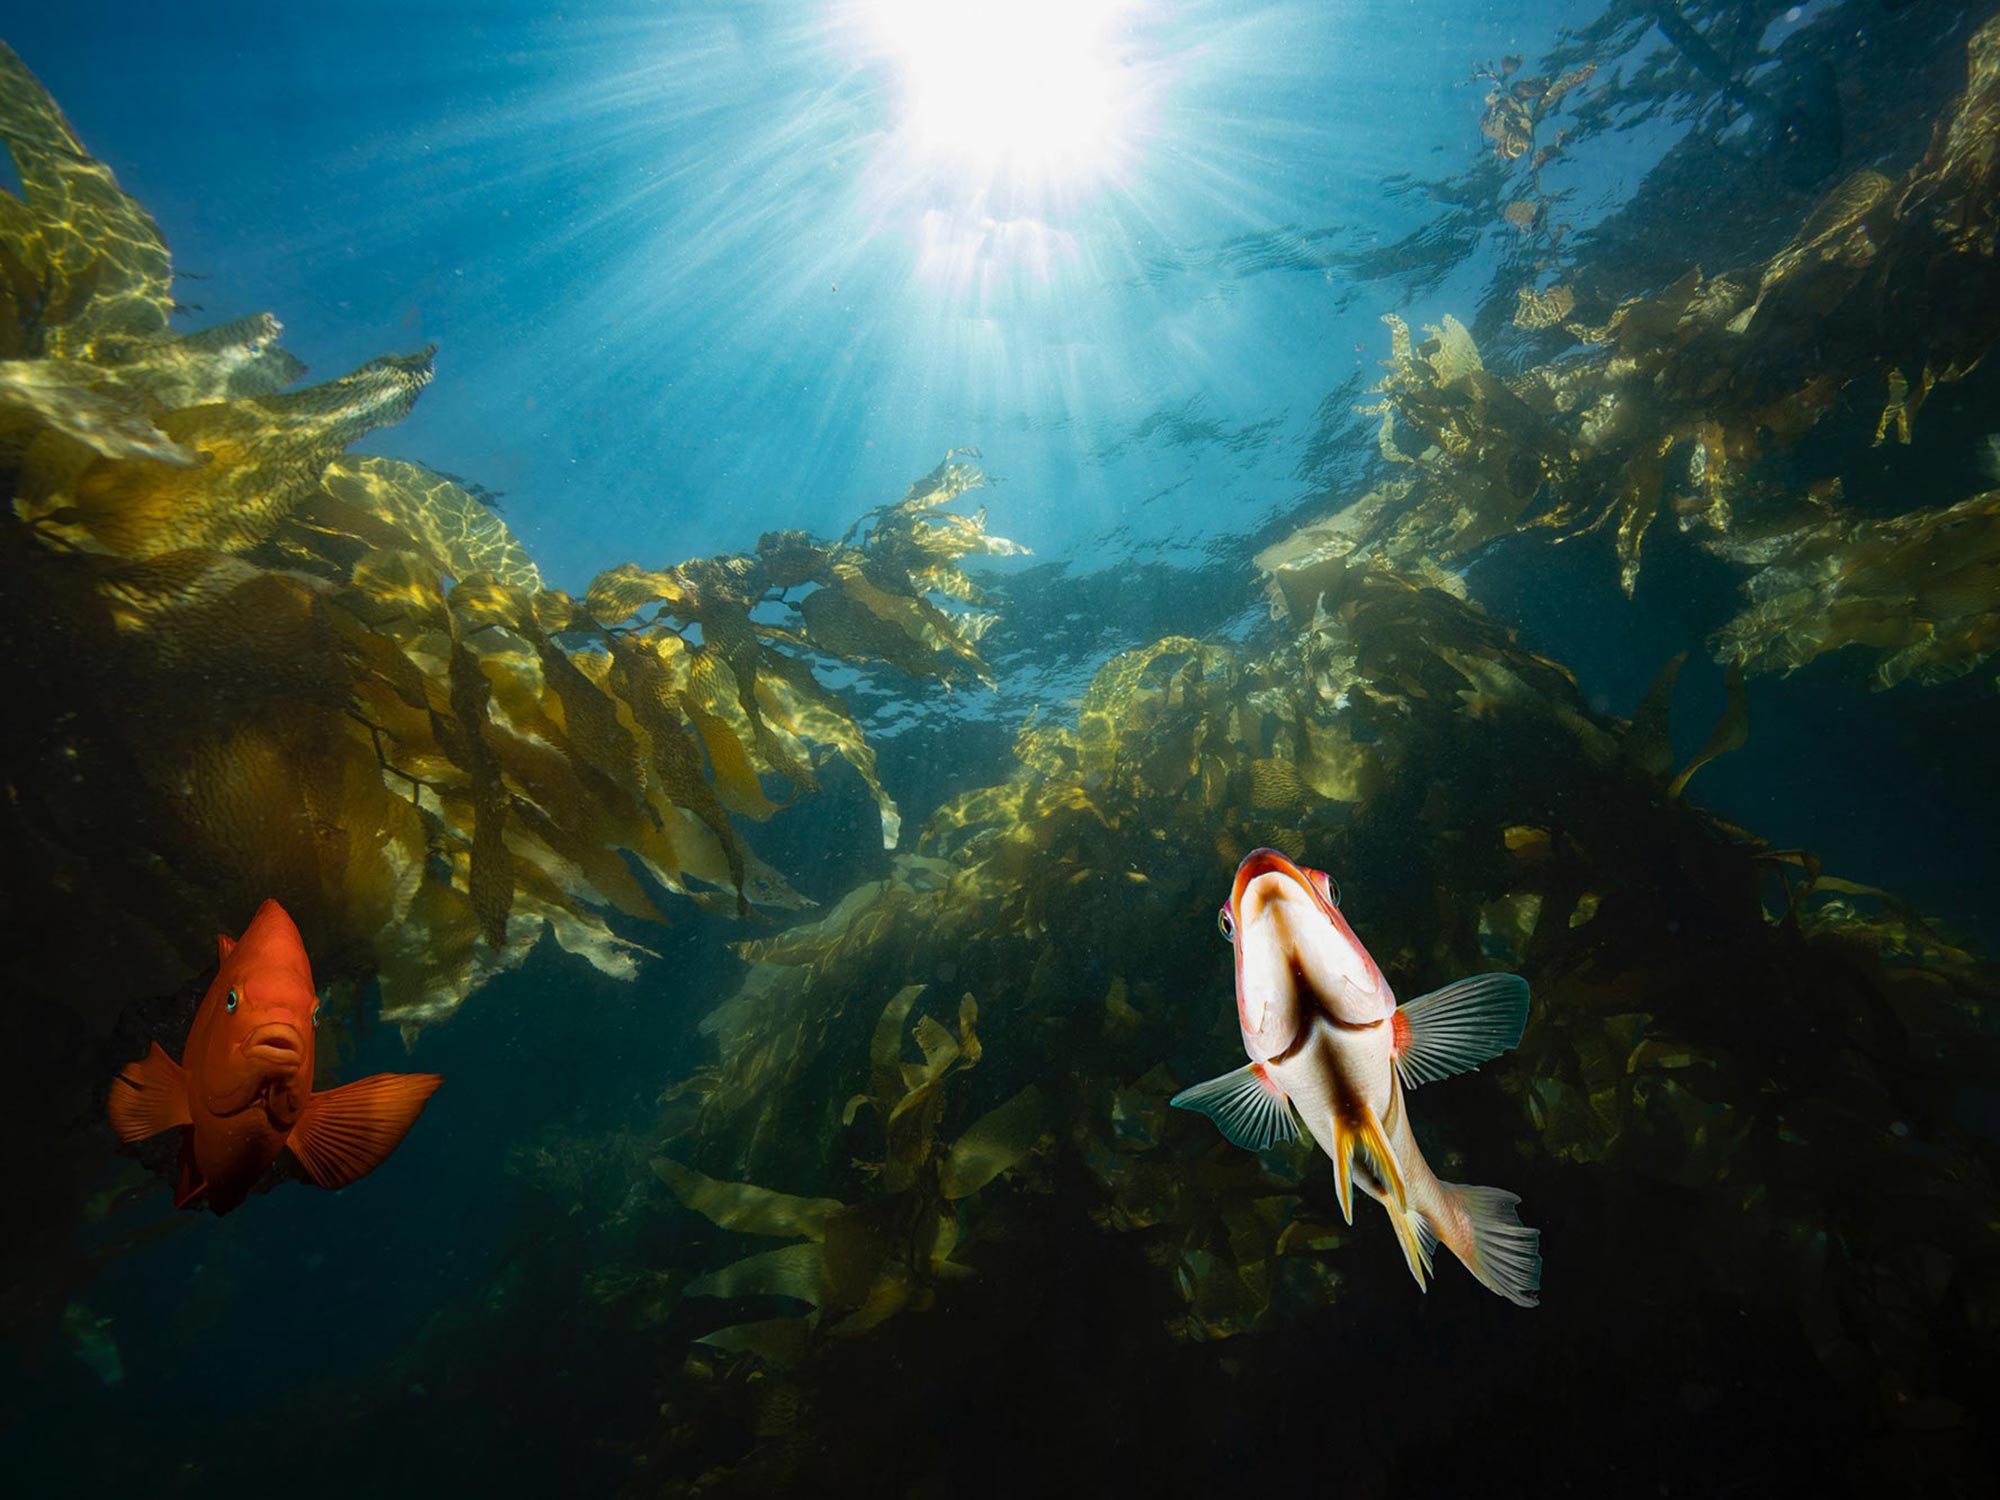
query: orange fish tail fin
[
  {"left": 107, "top": 1042, "right": 192, "bottom": 1142},
  {"left": 286, "top": 1073, "right": 443, "bottom": 1191},
  {"left": 1430, "top": 1181, "right": 1540, "bottom": 1307}
]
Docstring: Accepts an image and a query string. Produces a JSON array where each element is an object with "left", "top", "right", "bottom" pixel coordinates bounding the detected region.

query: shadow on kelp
[{"left": 0, "top": 41, "right": 1022, "bottom": 1344}]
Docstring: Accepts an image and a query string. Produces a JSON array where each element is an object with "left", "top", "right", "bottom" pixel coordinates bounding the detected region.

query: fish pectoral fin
[
  {"left": 107, "top": 1041, "right": 191, "bottom": 1142},
  {"left": 1391, "top": 973, "right": 1531, "bottom": 1090},
  {"left": 1169, "top": 1062, "right": 1300, "bottom": 1152},
  {"left": 285, "top": 1072, "right": 443, "bottom": 1191},
  {"left": 1329, "top": 1095, "right": 1404, "bottom": 1224}
]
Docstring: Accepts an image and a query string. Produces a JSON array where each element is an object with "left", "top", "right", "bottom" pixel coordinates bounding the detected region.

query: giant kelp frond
[
  {"left": 0, "top": 43, "right": 172, "bottom": 360},
  {"left": 656, "top": 985, "right": 1051, "bottom": 1366},
  {"left": 0, "top": 47, "right": 1017, "bottom": 1038},
  {"left": 1295, "top": 13, "right": 2000, "bottom": 635},
  {"left": 1707, "top": 491, "right": 2000, "bottom": 688}
]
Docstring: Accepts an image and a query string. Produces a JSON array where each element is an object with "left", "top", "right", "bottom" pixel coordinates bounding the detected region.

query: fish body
[
  {"left": 1173, "top": 849, "right": 1540, "bottom": 1305},
  {"left": 107, "top": 900, "right": 442, "bottom": 1214}
]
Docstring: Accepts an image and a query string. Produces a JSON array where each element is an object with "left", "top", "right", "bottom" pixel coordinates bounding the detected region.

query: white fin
[
  {"left": 1392, "top": 973, "right": 1530, "bottom": 1089},
  {"left": 1438, "top": 1182, "right": 1541, "bottom": 1307},
  {"left": 1169, "top": 1062, "right": 1299, "bottom": 1151}
]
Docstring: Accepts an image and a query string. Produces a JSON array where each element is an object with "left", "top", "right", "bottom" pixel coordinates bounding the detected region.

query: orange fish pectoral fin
[
  {"left": 107, "top": 1042, "right": 192, "bottom": 1143},
  {"left": 285, "top": 1072, "right": 443, "bottom": 1191}
]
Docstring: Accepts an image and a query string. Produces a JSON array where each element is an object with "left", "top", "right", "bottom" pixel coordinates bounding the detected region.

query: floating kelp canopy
[
  {"left": 1266, "top": 15, "right": 2000, "bottom": 689},
  {"left": 0, "top": 43, "right": 1023, "bottom": 1040}
]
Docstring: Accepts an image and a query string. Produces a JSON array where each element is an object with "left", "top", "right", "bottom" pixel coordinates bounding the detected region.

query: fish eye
[
  {"left": 1307, "top": 867, "right": 1342, "bottom": 908},
  {"left": 1217, "top": 905, "right": 1235, "bottom": 940},
  {"left": 225, "top": 987, "right": 240, "bottom": 1012},
  {"left": 311, "top": 999, "right": 322, "bottom": 1029}
]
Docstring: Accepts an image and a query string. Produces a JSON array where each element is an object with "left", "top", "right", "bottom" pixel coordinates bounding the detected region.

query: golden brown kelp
[
  {"left": 1474, "top": 53, "right": 1595, "bottom": 327},
  {"left": 0, "top": 45, "right": 1017, "bottom": 1340},
  {"left": 1707, "top": 490, "right": 2000, "bottom": 687},
  {"left": 645, "top": 557, "right": 1997, "bottom": 1489},
  {"left": 654, "top": 986, "right": 1053, "bottom": 1367},
  {"left": 1303, "top": 15, "right": 2000, "bottom": 622},
  {"left": 0, "top": 36, "right": 1021, "bottom": 1026}
]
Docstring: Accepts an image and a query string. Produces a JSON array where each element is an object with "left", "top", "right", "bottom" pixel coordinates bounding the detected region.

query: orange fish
[
  {"left": 107, "top": 900, "right": 442, "bottom": 1214},
  {"left": 1172, "top": 849, "right": 1541, "bottom": 1305}
]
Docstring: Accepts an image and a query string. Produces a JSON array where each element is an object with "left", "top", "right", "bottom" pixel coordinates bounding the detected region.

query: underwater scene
[{"left": 3, "top": 0, "right": 1999, "bottom": 1493}]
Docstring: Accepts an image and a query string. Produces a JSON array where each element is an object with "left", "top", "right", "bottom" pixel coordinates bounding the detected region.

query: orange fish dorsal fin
[
  {"left": 107, "top": 1042, "right": 192, "bottom": 1142},
  {"left": 285, "top": 1073, "right": 443, "bottom": 1190},
  {"left": 217, "top": 933, "right": 236, "bottom": 964}
]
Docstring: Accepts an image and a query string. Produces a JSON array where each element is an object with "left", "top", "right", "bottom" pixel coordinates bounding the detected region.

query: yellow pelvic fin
[
  {"left": 1329, "top": 1096, "right": 1406, "bottom": 1223},
  {"left": 1329, "top": 1113, "right": 1356, "bottom": 1224}
]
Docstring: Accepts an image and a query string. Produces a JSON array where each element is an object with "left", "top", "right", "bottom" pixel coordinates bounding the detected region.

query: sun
[{"left": 860, "top": 0, "right": 1141, "bottom": 188}]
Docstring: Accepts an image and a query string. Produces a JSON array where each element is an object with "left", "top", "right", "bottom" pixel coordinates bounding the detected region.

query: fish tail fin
[
  {"left": 1429, "top": 1181, "right": 1541, "bottom": 1307},
  {"left": 1329, "top": 1096, "right": 1405, "bottom": 1225},
  {"left": 1386, "top": 1201, "right": 1436, "bottom": 1293},
  {"left": 285, "top": 1072, "right": 443, "bottom": 1191},
  {"left": 107, "top": 1042, "right": 191, "bottom": 1142}
]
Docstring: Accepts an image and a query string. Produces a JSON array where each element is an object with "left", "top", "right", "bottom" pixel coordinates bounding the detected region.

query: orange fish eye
[
  {"left": 225, "top": 987, "right": 240, "bottom": 1012},
  {"left": 312, "top": 999, "right": 322, "bottom": 1028},
  {"left": 1217, "top": 905, "right": 1235, "bottom": 941}
]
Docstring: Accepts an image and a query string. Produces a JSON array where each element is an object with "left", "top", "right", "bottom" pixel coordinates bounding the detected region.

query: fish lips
[
  {"left": 242, "top": 1022, "right": 307, "bottom": 1074},
  {"left": 1232, "top": 847, "right": 1315, "bottom": 911}
]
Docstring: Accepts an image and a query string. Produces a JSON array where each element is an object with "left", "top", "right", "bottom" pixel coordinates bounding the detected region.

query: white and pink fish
[{"left": 1171, "top": 848, "right": 1541, "bottom": 1305}]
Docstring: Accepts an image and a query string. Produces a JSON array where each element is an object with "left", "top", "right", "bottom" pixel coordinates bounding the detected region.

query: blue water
[
  {"left": 4, "top": 1, "right": 1998, "bottom": 1493},
  {"left": 3, "top": 0, "right": 1629, "bottom": 584}
]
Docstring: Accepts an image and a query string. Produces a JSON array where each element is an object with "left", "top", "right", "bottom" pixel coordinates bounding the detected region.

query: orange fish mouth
[{"left": 242, "top": 1022, "right": 305, "bottom": 1071}]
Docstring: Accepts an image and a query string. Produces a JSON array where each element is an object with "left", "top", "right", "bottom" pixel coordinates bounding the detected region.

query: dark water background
[{"left": 4, "top": 1, "right": 1999, "bottom": 1494}]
